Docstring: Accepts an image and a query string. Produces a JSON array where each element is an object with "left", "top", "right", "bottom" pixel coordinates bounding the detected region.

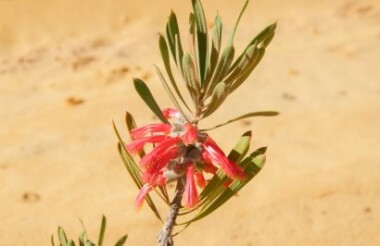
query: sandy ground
[{"left": 1, "top": 0, "right": 380, "bottom": 245}]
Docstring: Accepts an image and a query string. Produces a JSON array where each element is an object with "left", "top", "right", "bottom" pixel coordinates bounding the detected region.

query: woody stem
[{"left": 157, "top": 180, "right": 184, "bottom": 246}]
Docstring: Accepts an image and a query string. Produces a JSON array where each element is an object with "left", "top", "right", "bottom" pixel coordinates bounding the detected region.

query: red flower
[{"left": 127, "top": 108, "right": 246, "bottom": 209}]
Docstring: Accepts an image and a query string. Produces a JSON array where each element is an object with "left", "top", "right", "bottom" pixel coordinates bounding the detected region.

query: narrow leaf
[
  {"left": 98, "top": 215, "right": 106, "bottom": 246},
  {"left": 117, "top": 144, "right": 162, "bottom": 222},
  {"left": 204, "top": 14, "right": 222, "bottom": 90},
  {"left": 113, "top": 121, "right": 142, "bottom": 174},
  {"left": 79, "top": 231, "right": 86, "bottom": 246},
  {"left": 189, "top": 13, "right": 195, "bottom": 35},
  {"left": 206, "top": 45, "right": 234, "bottom": 98},
  {"left": 154, "top": 65, "right": 190, "bottom": 122},
  {"left": 202, "top": 82, "right": 229, "bottom": 118},
  {"left": 227, "top": 0, "right": 249, "bottom": 46},
  {"left": 179, "top": 131, "right": 252, "bottom": 216},
  {"left": 133, "top": 78, "right": 169, "bottom": 124},
  {"left": 182, "top": 53, "right": 199, "bottom": 104},
  {"left": 261, "top": 32, "right": 275, "bottom": 48},
  {"left": 58, "top": 227, "right": 68, "bottom": 246},
  {"left": 166, "top": 11, "right": 183, "bottom": 67},
  {"left": 223, "top": 43, "right": 257, "bottom": 86},
  {"left": 51, "top": 235, "right": 55, "bottom": 246},
  {"left": 201, "top": 147, "right": 267, "bottom": 214},
  {"left": 125, "top": 112, "right": 146, "bottom": 158},
  {"left": 85, "top": 241, "right": 96, "bottom": 246},
  {"left": 229, "top": 22, "right": 276, "bottom": 72},
  {"left": 199, "top": 131, "right": 251, "bottom": 202},
  {"left": 254, "top": 21, "right": 277, "bottom": 47},
  {"left": 158, "top": 34, "right": 191, "bottom": 111},
  {"left": 114, "top": 234, "right": 128, "bottom": 246},
  {"left": 125, "top": 111, "right": 137, "bottom": 136},
  {"left": 228, "top": 47, "right": 265, "bottom": 93},
  {"left": 192, "top": 0, "right": 208, "bottom": 85},
  {"left": 113, "top": 122, "right": 163, "bottom": 222},
  {"left": 212, "top": 15, "right": 222, "bottom": 57},
  {"left": 227, "top": 131, "right": 252, "bottom": 163},
  {"left": 174, "top": 34, "right": 184, "bottom": 75},
  {"left": 203, "top": 111, "right": 279, "bottom": 131},
  {"left": 182, "top": 147, "right": 267, "bottom": 224}
]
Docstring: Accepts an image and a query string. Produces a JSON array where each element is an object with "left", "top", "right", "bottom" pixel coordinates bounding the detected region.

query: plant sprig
[{"left": 135, "top": 0, "right": 278, "bottom": 125}]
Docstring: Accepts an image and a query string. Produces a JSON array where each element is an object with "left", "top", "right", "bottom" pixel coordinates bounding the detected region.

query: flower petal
[
  {"left": 162, "top": 108, "right": 181, "bottom": 119},
  {"left": 135, "top": 183, "right": 153, "bottom": 210},
  {"left": 142, "top": 171, "right": 166, "bottom": 187},
  {"left": 140, "top": 137, "right": 183, "bottom": 170},
  {"left": 182, "top": 123, "right": 198, "bottom": 145},
  {"left": 183, "top": 165, "right": 199, "bottom": 208},
  {"left": 130, "top": 123, "right": 172, "bottom": 140},
  {"left": 126, "top": 135, "right": 168, "bottom": 153},
  {"left": 204, "top": 137, "right": 246, "bottom": 180},
  {"left": 202, "top": 152, "right": 218, "bottom": 174},
  {"left": 195, "top": 171, "right": 207, "bottom": 188}
]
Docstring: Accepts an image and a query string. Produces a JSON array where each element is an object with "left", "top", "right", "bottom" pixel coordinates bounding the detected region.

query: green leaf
[
  {"left": 117, "top": 143, "right": 163, "bottom": 222},
  {"left": 182, "top": 53, "right": 200, "bottom": 104},
  {"left": 179, "top": 131, "right": 251, "bottom": 216},
  {"left": 166, "top": 11, "right": 183, "bottom": 68},
  {"left": 113, "top": 122, "right": 142, "bottom": 178},
  {"left": 68, "top": 240, "right": 75, "bottom": 246},
  {"left": 133, "top": 78, "right": 169, "bottom": 124},
  {"left": 98, "top": 215, "right": 107, "bottom": 246},
  {"left": 229, "top": 21, "right": 276, "bottom": 72},
  {"left": 254, "top": 21, "right": 277, "bottom": 47},
  {"left": 114, "top": 234, "right": 128, "bottom": 246},
  {"left": 223, "top": 43, "right": 257, "bottom": 86},
  {"left": 125, "top": 111, "right": 146, "bottom": 158},
  {"left": 203, "top": 111, "right": 279, "bottom": 131},
  {"left": 113, "top": 122, "right": 163, "bottom": 222},
  {"left": 206, "top": 45, "right": 234, "bottom": 98},
  {"left": 228, "top": 47, "right": 265, "bottom": 93},
  {"left": 155, "top": 65, "right": 190, "bottom": 122},
  {"left": 261, "top": 31, "right": 275, "bottom": 48},
  {"left": 181, "top": 147, "right": 267, "bottom": 224},
  {"left": 58, "top": 227, "right": 68, "bottom": 246},
  {"left": 51, "top": 235, "right": 55, "bottom": 246},
  {"left": 227, "top": 0, "right": 249, "bottom": 46},
  {"left": 192, "top": 0, "right": 208, "bottom": 85},
  {"left": 189, "top": 13, "right": 195, "bottom": 35},
  {"left": 227, "top": 131, "right": 252, "bottom": 163},
  {"left": 174, "top": 34, "right": 184, "bottom": 75},
  {"left": 125, "top": 111, "right": 137, "bottom": 136},
  {"left": 79, "top": 231, "right": 86, "bottom": 246},
  {"left": 197, "top": 170, "right": 228, "bottom": 208},
  {"left": 85, "top": 241, "right": 96, "bottom": 246},
  {"left": 204, "top": 14, "right": 222, "bottom": 90},
  {"left": 199, "top": 131, "right": 251, "bottom": 202},
  {"left": 158, "top": 34, "right": 191, "bottom": 111},
  {"left": 202, "top": 82, "right": 229, "bottom": 118}
]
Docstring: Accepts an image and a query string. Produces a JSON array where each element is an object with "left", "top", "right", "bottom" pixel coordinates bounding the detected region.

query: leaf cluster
[
  {"left": 51, "top": 216, "right": 128, "bottom": 246},
  {"left": 134, "top": 0, "right": 278, "bottom": 125}
]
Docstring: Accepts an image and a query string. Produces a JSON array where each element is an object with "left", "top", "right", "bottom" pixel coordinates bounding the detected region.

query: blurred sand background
[{"left": 1, "top": 0, "right": 379, "bottom": 245}]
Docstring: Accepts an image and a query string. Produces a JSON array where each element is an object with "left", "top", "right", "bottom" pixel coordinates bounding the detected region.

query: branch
[{"left": 157, "top": 180, "right": 184, "bottom": 246}]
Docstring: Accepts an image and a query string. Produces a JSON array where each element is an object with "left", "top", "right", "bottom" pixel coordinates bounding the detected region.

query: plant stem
[{"left": 157, "top": 180, "right": 184, "bottom": 246}]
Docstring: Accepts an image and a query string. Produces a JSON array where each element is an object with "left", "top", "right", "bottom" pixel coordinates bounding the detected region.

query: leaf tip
[{"left": 242, "top": 130, "right": 252, "bottom": 137}]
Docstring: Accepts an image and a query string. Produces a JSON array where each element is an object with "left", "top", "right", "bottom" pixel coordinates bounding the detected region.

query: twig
[{"left": 157, "top": 180, "right": 184, "bottom": 246}]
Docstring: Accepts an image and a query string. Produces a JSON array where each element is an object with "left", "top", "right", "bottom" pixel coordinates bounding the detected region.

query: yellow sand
[{"left": 1, "top": 0, "right": 379, "bottom": 245}]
